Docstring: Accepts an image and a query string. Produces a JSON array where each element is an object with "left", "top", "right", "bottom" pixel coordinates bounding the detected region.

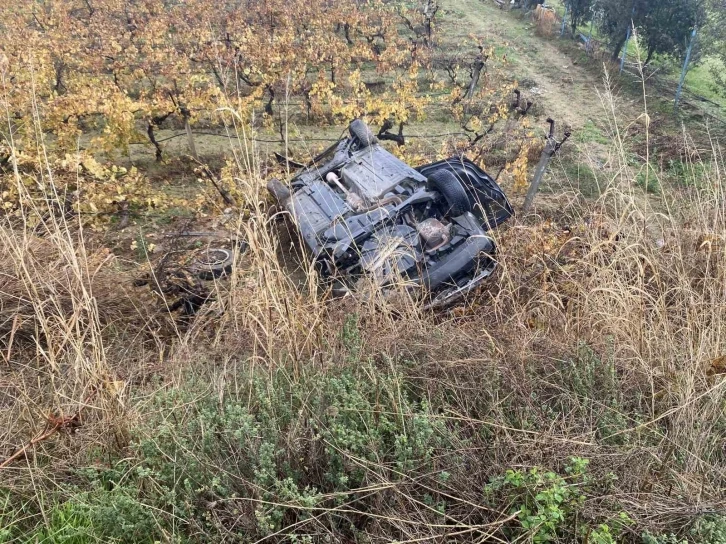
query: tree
[
  {"left": 595, "top": 0, "right": 704, "bottom": 63},
  {"left": 565, "top": 0, "right": 595, "bottom": 37},
  {"left": 595, "top": 0, "right": 644, "bottom": 60},
  {"left": 702, "top": 0, "right": 726, "bottom": 92},
  {"left": 0, "top": 0, "right": 535, "bottom": 225},
  {"left": 0, "top": 0, "right": 436, "bottom": 224},
  {"left": 638, "top": 0, "right": 706, "bottom": 65},
  {"left": 0, "top": 0, "right": 422, "bottom": 160}
]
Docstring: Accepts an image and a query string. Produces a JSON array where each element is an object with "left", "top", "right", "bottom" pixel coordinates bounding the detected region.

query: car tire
[
  {"left": 349, "top": 119, "right": 377, "bottom": 148},
  {"left": 193, "top": 248, "right": 235, "bottom": 280},
  {"left": 428, "top": 169, "right": 471, "bottom": 216}
]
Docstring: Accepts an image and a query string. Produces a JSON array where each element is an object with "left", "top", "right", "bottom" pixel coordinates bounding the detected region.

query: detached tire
[
  {"left": 349, "top": 119, "right": 377, "bottom": 148},
  {"left": 193, "top": 248, "right": 235, "bottom": 280},
  {"left": 428, "top": 169, "right": 471, "bottom": 217}
]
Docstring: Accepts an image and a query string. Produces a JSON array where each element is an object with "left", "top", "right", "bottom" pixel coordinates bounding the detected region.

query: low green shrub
[
  {"left": 71, "top": 357, "right": 446, "bottom": 541},
  {"left": 643, "top": 515, "right": 726, "bottom": 544},
  {"left": 2, "top": 334, "right": 716, "bottom": 542}
]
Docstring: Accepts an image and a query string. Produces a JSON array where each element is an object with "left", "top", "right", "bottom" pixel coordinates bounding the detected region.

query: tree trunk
[
  {"left": 612, "top": 34, "right": 627, "bottom": 61},
  {"left": 422, "top": 0, "right": 438, "bottom": 45},
  {"left": 147, "top": 122, "right": 163, "bottom": 162},
  {"left": 303, "top": 89, "right": 312, "bottom": 121},
  {"left": 184, "top": 114, "right": 198, "bottom": 161},
  {"left": 265, "top": 86, "right": 275, "bottom": 115},
  {"left": 377, "top": 120, "right": 406, "bottom": 146},
  {"left": 465, "top": 57, "right": 485, "bottom": 100},
  {"left": 570, "top": 14, "right": 579, "bottom": 38},
  {"left": 644, "top": 45, "right": 656, "bottom": 67},
  {"left": 209, "top": 62, "right": 225, "bottom": 88},
  {"left": 147, "top": 112, "right": 172, "bottom": 162}
]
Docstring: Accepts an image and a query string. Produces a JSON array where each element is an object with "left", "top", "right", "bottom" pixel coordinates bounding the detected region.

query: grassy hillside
[{"left": 1, "top": 1, "right": 725, "bottom": 543}]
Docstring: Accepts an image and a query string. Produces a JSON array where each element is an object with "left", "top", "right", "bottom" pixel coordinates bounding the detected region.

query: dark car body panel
[{"left": 417, "top": 158, "right": 514, "bottom": 230}]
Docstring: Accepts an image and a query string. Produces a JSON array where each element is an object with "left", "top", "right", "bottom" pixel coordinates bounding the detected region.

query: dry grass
[
  {"left": 534, "top": 5, "right": 559, "bottom": 38},
  {"left": 0, "top": 104, "right": 172, "bottom": 494},
  {"left": 0, "top": 73, "right": 725, "bottom": 542}
]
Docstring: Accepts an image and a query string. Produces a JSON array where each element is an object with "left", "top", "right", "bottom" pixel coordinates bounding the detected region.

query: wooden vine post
[{"left": 522, "top": 118, "right": 570, "bottom": 212}]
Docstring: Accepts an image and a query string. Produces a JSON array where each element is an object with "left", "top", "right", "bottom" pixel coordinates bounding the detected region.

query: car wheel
[
  {"left": 428, "top": 169, "right": 471, "bottom": 216},
  {"left": 193, "top": 248, "right": 235, "bottom": 280},
  {"left": 349, "top": 119, "right": 377, "bottom": 148}
]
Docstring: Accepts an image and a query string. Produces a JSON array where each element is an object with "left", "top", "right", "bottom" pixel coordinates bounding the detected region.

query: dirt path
[{"left": 442, "top": 0, "right": 625, "bottom": 130}]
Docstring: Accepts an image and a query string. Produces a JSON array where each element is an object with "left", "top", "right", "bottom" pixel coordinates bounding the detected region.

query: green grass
[
  {"left": 558, "top": 157, "right": 600, "bottom": 197},
  {"left": 684, "top": 57, "right": 726, "bottom": 107},
  {"left": 575, "top": 119, "right": 610, "bottom": 145}
]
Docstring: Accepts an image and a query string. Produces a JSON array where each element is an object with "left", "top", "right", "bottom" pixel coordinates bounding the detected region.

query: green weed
[
  {"left": 484, "top": 457, "right": 633, "bottom": 543},
  {"left": 559, "top": 156, "right": 601, "bottom": 196},
  {"left": 635, "top": 161, "right": 662, "bottom": 194},
  {"left": 643, "top": 515, "right": 726, "bottom": 544}
]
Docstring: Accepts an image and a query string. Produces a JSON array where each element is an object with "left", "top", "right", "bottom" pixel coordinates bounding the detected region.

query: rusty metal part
[
  {"left": 346, "top": 192, "right": 365, "bottom": 211},
  {"left": 416, "top": 217, "right": 450, "bottom": 251}
]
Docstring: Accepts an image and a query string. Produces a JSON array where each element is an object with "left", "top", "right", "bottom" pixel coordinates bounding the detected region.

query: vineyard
[
  {"left": 1, "top": 0, "right": 726, "bottom": 543},
  {"left": 0, "top": 0, "right": 544, "bottom": 228}
]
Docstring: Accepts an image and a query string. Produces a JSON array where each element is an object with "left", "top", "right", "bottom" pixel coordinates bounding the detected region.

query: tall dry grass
[
  {"left": 0, "top": 66, "right": 724, "bottom": 541},
  {"left": 176, "top": 81, "right": 725, "bottom": 535},
  {"left": 482, "top": 68, "right": 726, "bottom": 519},
  {"left": 0, "top": 83, "right": 167, "bottom": 492}
]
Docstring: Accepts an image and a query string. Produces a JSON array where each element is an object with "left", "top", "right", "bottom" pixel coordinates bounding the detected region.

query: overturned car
[{"left": 267, "top": 120, "right": 513, "bottom": 308}]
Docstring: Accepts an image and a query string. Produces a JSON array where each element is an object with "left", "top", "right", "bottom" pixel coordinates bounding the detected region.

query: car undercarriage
[{"left": 267, "top": 120, "right": 514, "bottom": 308}]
